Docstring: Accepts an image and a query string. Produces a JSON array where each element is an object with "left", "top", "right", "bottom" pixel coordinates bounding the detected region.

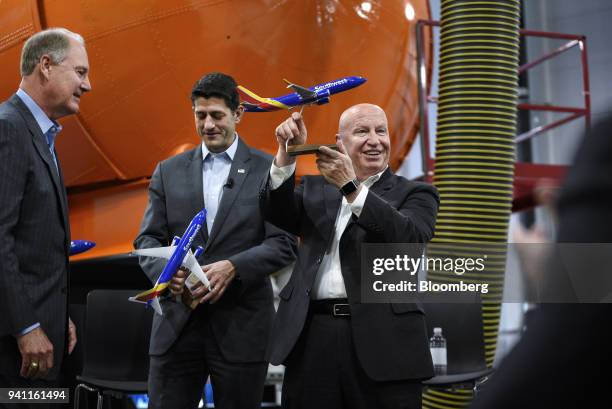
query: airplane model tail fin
[
  {"left": 237, "top": 85, "right": 289, "bottom": 111},
  {"left": 129, "top": 282, "right": 169, "bottom": 315},
  {"left": 237, "top": 85, "right": 267, "bottom": 106}
]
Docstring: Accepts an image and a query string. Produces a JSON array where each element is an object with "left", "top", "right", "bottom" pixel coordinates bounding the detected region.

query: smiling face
[
  {"left": 44, "top": 37, "right": 91, "bottom": 119},
  {"left": 337, "top": 104, "right": 391, "bottom": 181},
  {"left": 193, "top": 96, "right": 243, "bottom": 153}
]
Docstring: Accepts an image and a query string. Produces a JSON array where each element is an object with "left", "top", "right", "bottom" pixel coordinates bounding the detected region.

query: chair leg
[
  {"left": 96, "top": 391, "right": 104, "bottom": 409},
  {"left": 74, "top": 383, "right": 97, "bottom": 409},
  {"left": 73, "top": 385, "right": 80, "bottom": 409},
  {"left": 474, "top": 375, "right": 490, "bottom": 396}
]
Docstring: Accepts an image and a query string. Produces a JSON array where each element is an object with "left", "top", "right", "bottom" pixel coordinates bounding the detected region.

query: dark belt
[{"left": 309, "top": 299, "right": 351, "bottom": 317}]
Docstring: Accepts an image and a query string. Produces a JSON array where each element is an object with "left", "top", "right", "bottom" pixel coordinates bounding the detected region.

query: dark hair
[{"left": 191, "top": 72, "right": 239, "bottom": 111}]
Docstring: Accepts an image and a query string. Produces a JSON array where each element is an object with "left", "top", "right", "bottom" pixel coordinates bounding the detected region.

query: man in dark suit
[
  {"left": 0, "top": 28, "right": 91, "bottom": 396},
  {"left": 134, "top": 72, "right": 296, "bottom": 409},
  {"left": 267, "top": 104, "right": 439, "bottom": 409}
]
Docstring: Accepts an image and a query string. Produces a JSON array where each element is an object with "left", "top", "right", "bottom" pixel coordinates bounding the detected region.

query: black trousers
[
  {"left": 282, "top": 312, "right": 422, "bottom": 409},
  {"left": 147, "top": 310, "right": 268, "bottom": 409}
]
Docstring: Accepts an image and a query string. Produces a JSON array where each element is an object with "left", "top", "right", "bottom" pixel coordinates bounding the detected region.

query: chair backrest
[
  {"left": 423, "top": 295, "right": 487, "bottom": 374},
  {"left": 82, "top": 289, "right": 153, "bottom": 382}
]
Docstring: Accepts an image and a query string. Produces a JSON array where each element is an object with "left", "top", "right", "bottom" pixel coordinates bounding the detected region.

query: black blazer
[
  {"left": 134, "top": 139, "right": 296, "bottom": 362},
  {"left": 470, "top": 114, "right": 612, "bottom": 409},
  {"left": 0, "top": 95, "right": 70, "bottom": 380},
  {"left": 266, "top": 168, "right": 439, "bottom": 381}
]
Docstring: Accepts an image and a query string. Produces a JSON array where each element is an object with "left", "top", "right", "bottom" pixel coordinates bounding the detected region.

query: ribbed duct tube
[{"left": 423, "top": 1, "right": 520, "bottom": 408}]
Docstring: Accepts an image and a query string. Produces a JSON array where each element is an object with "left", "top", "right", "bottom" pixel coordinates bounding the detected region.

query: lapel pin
[{"left": 238, "top": 169, "right": 246, "bottom": 174}]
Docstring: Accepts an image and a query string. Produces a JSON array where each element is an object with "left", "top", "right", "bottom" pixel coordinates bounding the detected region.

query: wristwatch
[{"left": 340, "top": 178, "right": 360, "bottom": 196}]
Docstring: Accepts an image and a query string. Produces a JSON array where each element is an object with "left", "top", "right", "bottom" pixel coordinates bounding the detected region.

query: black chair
[
  {"left": 74, "top": 289, "right": 153, "bottom": 409},
  {"left": 423, "top": 294, "right": 493, "bottom": 392}
]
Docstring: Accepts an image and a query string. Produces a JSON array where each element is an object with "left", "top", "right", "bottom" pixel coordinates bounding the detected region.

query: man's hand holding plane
[
  {"left": 275, "top": 112, "right": 359, "bottom": 200},
  {"left": 170, "top": 261, "right": 236, "bottom": 305}
]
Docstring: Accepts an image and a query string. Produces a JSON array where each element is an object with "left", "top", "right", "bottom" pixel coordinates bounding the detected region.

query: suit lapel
[
  {"left": 187, "top": 147, "right": 208, "bottom": 244},
  {"left": 369, "top": 168, "right": 396, "bottom": 198},
  {"left": 321, "top": 181, "right": 342, "bottom": 252},
  {"left": 323, "top": 168, "right": 395, "bottom": 228},
  {"left": 56, "top": 155, "right": 71, "bottom": 246},
  {"left": 10, "top": 95, "right": 70, "bottom": 236},
  {"left": 206, "top": 139, "right": 251, "bottom": 249},
  {"left": 346, "top": 168, "right": 396, "bottom": 229},
  {"left": 323, "top": 182, "right": 342, "bottom": 223}
]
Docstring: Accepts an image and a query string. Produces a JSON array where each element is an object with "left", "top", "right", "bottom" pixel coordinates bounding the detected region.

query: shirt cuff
[
  {"left": 269, "top": 162, "right": 296, "bottom": 190},
  {"left": 16, "top": 322, "right": 40, "bottom": 337},
  {"left": 349, "top": 184, "right": 370, "bottom": 217}
]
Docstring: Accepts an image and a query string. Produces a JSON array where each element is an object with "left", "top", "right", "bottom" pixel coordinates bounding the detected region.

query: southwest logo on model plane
[
  {"left": 237, "top": 76, "right": 366, "bottom": 112},
  {"left": 129, "top": 209, "right": 211, "bottom": 315}
]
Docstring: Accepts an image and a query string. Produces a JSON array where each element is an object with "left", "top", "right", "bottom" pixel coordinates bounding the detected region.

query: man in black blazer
[
  {"left": 134, "top": 72, "right": 296, "bottom": 409},
  {"left": 267, "top": 104, "right": 439, "bottom": 409},
  {"left": 470, "top": 114, "right": 612, "bottom": 409},
  {"left": 0, "top": 28, "right": 91, "bottom": 395}
]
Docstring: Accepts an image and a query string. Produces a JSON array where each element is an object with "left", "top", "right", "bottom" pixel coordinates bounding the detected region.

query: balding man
[
  {"left": 266, "top": 104, "right": 439, "bottom": 409},
  {"left": 0, "top": 28, "right": 91, "bottom": 395}
]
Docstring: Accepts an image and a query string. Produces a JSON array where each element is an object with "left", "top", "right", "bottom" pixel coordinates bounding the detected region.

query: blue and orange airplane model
[
  {"left": 237, "top": 76, "right": 366, "bottom": 112},
  {"left": 129, "top": 210, "right": 211, "bottom": 315}
]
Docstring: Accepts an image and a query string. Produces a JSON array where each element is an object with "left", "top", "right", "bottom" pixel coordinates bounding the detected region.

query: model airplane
[
  {"left": 237, "top": 76, "right": 366, "bottom": 112},
  {"left": 69, "top": 240, "right": 96, "bottom": 256},
  {"left": 129, "top": 209, "right": 211, "bottom": 315}
]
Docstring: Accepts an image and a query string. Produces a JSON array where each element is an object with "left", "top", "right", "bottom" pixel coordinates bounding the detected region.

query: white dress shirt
[
  {"left": 202, "top": 134, "right": 239, "bottom": 234},
  {"left": 270, "top": 162, "right": 386, "bottom": 299}
]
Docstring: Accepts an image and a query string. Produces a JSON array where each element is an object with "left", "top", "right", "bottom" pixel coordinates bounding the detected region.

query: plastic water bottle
[{"left": 430, "top": 327, "right": 447, "bottom": 375}]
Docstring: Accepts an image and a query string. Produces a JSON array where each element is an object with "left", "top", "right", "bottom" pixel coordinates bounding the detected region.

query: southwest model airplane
[
  {"left": 237, "top": 76, "right": 366, "bottom": 112},
  {"left": 129, "top": 210, "right": 211, "bottom": 315},
  {"left": 69, "top": 240, "right": 96, "bottom": 256}
]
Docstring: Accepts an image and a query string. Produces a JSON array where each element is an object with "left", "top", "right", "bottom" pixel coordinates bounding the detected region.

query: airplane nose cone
[
  {"left": 69, "top": 240, "right": 96, "bottom": 255},
  {"left": 196, "top": 209, "right": 207, "bottom": 222},
  {"left": 351, "top": 76, "right": 367, "bottom": 86}
]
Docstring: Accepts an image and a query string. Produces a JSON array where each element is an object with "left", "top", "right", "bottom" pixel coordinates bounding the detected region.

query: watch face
[{"left": 341, "top": 180, "right": 358, "bottom": 196}]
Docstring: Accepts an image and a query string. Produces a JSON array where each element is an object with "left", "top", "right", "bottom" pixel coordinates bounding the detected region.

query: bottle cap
[{"left": 434, "top": 327, "right": 442, "bottom": 335}]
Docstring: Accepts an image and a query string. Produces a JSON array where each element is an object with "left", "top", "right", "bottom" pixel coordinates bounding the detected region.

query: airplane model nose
[
  {"left": 69, "top": 240, "right": 96, "bottom": 255},
  {"left": 195, "top": 209, "right": 207, "bottom": 222},
  {"left": 350, "top": 76, "right": 367, "bottom": 86}
]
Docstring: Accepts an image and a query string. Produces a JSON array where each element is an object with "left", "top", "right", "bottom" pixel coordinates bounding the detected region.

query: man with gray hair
[{"left": 0, "top": 27, "right": 91, "bottom": 395}]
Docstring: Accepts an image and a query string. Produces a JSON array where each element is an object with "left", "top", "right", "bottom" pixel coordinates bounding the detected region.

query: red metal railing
[{"left": 414, "top": 20, "right": 591, "bottom": 211}]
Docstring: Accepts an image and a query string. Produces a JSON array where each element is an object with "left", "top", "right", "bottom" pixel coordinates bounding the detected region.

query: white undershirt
[{"left": 270, "top": 162, "right": 385, "bottom": 299}]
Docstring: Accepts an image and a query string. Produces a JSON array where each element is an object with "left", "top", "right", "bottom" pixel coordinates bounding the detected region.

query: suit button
[
  {"left": 306, "top": 289, "right": 311, "bottom": 296},
  {"left": 316, "top": 256, "right": 322, "bottom": 264}
]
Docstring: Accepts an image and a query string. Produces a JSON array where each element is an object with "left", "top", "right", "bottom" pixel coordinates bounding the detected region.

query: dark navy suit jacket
[{"left": 0, "top": 95, "right": 70, "bottom": 380}]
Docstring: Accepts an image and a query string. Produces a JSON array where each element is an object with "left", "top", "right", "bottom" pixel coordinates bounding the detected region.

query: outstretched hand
[{"left": 274, "top": 112, "right": 308, "bottom": 167}]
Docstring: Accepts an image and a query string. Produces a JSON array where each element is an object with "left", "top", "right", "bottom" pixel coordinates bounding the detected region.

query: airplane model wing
[
  {"left": 237, "top": 85, "right": 290, "bottom": 111},
  {"left": 283, "top": 78, "right": 317, "bottom": 100},
  {"left": 183, "top": 251, "right": 211, "bottom": 291},
  {"left": 132, "top": 246, "right": 177, "bottom": 260}
]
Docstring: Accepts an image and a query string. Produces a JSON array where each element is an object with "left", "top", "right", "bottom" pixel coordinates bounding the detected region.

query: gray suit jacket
[
  {"left": 134, "top": 139, "right": 296, "bottom": 362},
  {"left": 0, "top": 95, "right": 70, "bottom": 380}
]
